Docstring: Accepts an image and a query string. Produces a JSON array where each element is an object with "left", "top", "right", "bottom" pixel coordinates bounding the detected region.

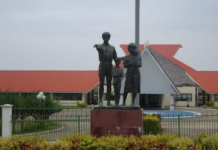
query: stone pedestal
[{"left": 91, "top": 106, "right": 142, "bottom": 137}]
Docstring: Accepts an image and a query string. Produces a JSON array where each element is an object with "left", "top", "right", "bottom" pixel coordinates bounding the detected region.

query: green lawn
[{"left": 12, "top": 122, "right": 62, "bottom": 135}]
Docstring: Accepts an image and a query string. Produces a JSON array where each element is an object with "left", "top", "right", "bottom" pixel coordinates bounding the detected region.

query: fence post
[
  {"left": 178, "top": 114, "right": 180, "bottom": 137},
  {"left": 78, "top": 115, "right": 80, "bottom": 135},
  {"left": 0, "top": 107, "right": 2, "bottom": 137},
  {"left": 1, "top": 104, "right": 13, "bottom": 137}
]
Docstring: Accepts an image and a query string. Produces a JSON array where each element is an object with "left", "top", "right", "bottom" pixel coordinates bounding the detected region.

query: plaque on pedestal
[{"left": 91, "top": 108, "right": 142, "bottom": 137}]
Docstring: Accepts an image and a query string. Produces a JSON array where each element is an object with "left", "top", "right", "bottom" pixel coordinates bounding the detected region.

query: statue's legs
[
  {"left": 99, "top": 76, "right": 105, "bottom": 107},
  {"left": 106, "top": 75, "right": 113, "bottom": 106},
  {"left": 116, "top": 80, "right": 121, "bottom": 106},
  {"left": 120, "top": 92, "right": 128, "bottom": 106},
  {"left": 131, "top": 93, "right": 137, "bottom": 106},
  {"left": 114, "top": 78, "right": 121, "bottom": 106}
]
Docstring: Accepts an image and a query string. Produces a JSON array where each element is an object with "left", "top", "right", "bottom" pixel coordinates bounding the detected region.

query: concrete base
[{"left": 91, "top": 110, "right": 142, "bottom": 137}]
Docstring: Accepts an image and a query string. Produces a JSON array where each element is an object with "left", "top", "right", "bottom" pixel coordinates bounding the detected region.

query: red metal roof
[
  {"left": 120, "top": 44, "right": 195, "bottom": 71},
  {"left": 0, "top": 71, "right": 99, "bottom": 93},
  {"left": 186, "top": 71, "right": 218, "bottom": 93}
]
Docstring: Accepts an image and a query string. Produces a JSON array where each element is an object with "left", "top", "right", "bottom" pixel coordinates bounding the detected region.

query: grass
[
  {"left": 212, "top": 106, "right": 218, "bottom": 109},
  {"left": 12, "top": 122, "right": 62, "bottom": 135}
]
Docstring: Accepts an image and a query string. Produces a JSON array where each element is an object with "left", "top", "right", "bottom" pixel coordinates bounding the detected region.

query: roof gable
[
  {"left": 119, "top": 46, "right": 180, "bottom": 95},
  {"left": 140, "top": 47, "right": 180, "bottom": 94},
  {"left": 147, "top": 46, "right": 197, "bottom": 87},
  {"left": 0, "top": 71, "right": 99, "bottom": 93}
]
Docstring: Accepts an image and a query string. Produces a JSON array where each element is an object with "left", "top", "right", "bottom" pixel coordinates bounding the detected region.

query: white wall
[{"left": 163, "top": 87, "right": 196, "bottom": 107}]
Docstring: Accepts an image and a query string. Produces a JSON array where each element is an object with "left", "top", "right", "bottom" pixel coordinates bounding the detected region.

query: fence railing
[
  {"left": 0, "top": 107, "right": 2, "bottom": 137},
  {"left": 6, "top": 106, "right": 218, "bottom": 140},
  {"left": 142, "top": 114, "right": 218, "bottom": 138},
  {"left": 11, "top": 106, "right": 92, "bottom": 141}
]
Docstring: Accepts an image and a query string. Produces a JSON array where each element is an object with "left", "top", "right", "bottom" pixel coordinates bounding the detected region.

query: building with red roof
[{"left": 0, "top": 43, "right": 217, "bottom": 107}]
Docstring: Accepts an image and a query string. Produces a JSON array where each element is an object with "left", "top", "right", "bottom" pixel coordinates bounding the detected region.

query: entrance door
[
  {"left": 140, "top": 94, "right": 159, "bottom": 107},
  {"left": 88, "top": 90, "right": 96, "bottom": 105}
]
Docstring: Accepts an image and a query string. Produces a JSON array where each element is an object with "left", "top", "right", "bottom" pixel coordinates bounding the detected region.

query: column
[
  {"left": 161, "top": 94, "right": 164, "bottom": 109},
  {"left": 170, "top": 95, "right": 174, "bottom": 111},
  {"left": 1, "top": 104, "right": 13, "bottom": 137}
]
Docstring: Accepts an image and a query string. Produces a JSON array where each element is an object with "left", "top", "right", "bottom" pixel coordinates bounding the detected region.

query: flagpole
[
  {"left": 135, "top": 0, "right": 140, "bottom": 106},
  {"left": 135, "top": 0, "right": 140, "bottom": 50}
]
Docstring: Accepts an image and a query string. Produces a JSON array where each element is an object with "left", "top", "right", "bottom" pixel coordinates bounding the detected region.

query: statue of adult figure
[
  {"left": 94, "top": 32, "right": 117, "bottom": 106},
  {"left": 120, "top": 43, "right": 142, "bottom": 106}
]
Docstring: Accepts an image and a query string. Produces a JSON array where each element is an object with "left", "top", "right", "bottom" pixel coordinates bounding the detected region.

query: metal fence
[
  {"left": 10, "top": 107, "right": 218, "bottom": 140},
  {"left": 142, "top": 114, "right": 218, "bottom": 138},
  {"left": 0, "top": 107, "right": 2, "bottom": 137},
  {"left": 11, "top": 106, "right": 92, "bottom": 141}
]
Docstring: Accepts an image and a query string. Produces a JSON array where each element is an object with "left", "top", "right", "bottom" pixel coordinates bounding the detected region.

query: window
[
  {"left": 173, "top": 94, "right": 192, "bottom": 101},
  {"left": 215, "top": 94, "right": 218, "bottom": 102},
  {"left": 53, "top": 93, "right": 82, "bottom": 100}
]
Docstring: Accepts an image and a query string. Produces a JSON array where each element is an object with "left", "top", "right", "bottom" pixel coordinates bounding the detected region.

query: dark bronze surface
[
  {"left": 120, "top": 43, "right": 142, "bottom": 106},
  {"left": 94, "top": 32, "right": 117, "bottom": 107},
  {"left": 112, "top": 58, "right": 123, "bottom": 106}
]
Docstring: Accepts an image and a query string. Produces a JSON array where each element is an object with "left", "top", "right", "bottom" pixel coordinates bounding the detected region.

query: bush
[
  {"left": 23, "top": 122, "right": 39, "bottom": 131},
  {"left": 193, "top": 132, "right": 208, "bottom": 145},
  {"left": 23, "top": 121, "right": 51, "bottom": 131},
  {"left": 4, "top": 133, "right": 218, "bottom": 149},
  {"left": 142, "top": 114, "right": 163, "bottom": 135},
  {"left": 197, "top": 133, "right": 218, "bottom": 150},
  {"left": 167, "top": 136, "right": 194, "bottom": 150},
  {"left": 0, "top": 92, "right": 63, "bottom": 120},
  {"left": 77, "top": 101, "right": 88, "bottom": 108},
  {"left": 206, "top": 101, "right": 215, "bottom": 107},
  {"left": 0, "top": 135, "right": 49, "bottom": 150}
]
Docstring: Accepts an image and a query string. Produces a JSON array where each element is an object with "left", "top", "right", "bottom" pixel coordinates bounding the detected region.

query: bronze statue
[
  {"left": 112, "top": 58, "right": 123, "bottom": 106},
  {"left": 120, "top": 43, "right": 142, "bottom": 106},
  {"left": 94, "top": 32, "right": 117, "bottom": 107}
]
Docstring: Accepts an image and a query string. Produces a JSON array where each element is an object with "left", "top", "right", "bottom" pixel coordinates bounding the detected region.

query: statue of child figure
[{"left": 112, "top": 58, "right": 123, "bottom": 106}]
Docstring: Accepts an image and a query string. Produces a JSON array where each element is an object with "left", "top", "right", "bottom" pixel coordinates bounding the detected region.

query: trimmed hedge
[
  {"left": 143, "top": 114, "right": 163, "bottom": 135},
  {"left": 1, "top": 133, "right": 218, "bottom": 150}
]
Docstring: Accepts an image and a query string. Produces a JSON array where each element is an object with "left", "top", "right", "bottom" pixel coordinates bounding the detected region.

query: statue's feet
[
  {"left": 107, "top": 102, "right": 114, "bottom": 106},
  {"left": 115, "top": 103, "right": 119, "bottom": 107},
  {"left": 99, "top": 102, "right": 103, "bottom": 107},
  {"left": 130, "top": 103, "right": 135, "bottom": 106},
  {"left": 119, "top": 103, "right": 125, "bottom": 106}
]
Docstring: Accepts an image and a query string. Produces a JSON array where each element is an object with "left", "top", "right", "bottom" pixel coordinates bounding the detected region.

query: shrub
[
  {"left": 193, "top": 132, "right": 208, "bottom": 145},
  {"left": 23, "top": 121, "right": 51, "bottom": 131},
  {"left": 0, "top": 135, "right": 49, "bottom": 150},
  {"left": 77, "top": 101, "right": 88, "bottom": 108},
  {"left": 23, "top": 122, "right": 39, "bottom": 131},
  {"left": 206, "top": 101, "right": 215, "bottom": 107},
  {"left": 199, "top": 133, "right": 218, "bottom": 150},
  {"left": 167, "top": 136, "right": 194, "bottom": 150},
  {"left": 142, "top": 114, "right": 163, "bottom": 135},
  {"left": 0, "top": 92, "right": 63, "bottom": 120},
  {"left": 3, "top": 133, "right": 218, "bottom": 149}
]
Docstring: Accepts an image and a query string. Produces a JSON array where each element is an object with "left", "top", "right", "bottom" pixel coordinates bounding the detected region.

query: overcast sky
[{"left": 0, "top": 0, "right": 218, "bottom": 71}]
